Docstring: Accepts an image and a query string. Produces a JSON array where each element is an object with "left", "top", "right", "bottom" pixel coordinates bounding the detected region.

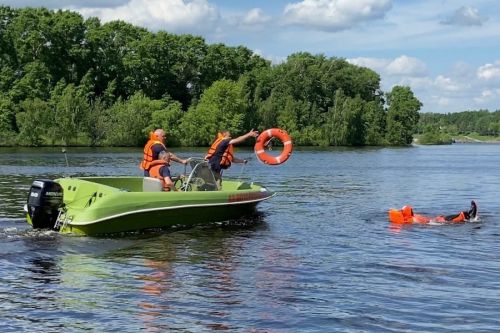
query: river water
[{"left": 1, "top": 144, "right": 499, "bottom": 332}]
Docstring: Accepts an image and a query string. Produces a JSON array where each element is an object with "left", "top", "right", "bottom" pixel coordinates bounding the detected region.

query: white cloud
[
  {"left": 434, "top": 75, "right": 462, "bottom": 92},
  {"left": 348, "top": 55, "right": 427, "bottom": 77},
  {"left": 347, "top": 57, "right": 389, "bottom": 72},
  {"left": 473, "top": 89, "right": 500, "bottom": 105},
  {"left": 347, "top": 55, "right": 498, "bottom": 112},
  {"left": 441, "top": 6, "right": 487, "bottom": 27},
  {"left": 386, "top": 55, "right": 427, "bottom": 77},
  {"left": 397, "top": 77, "right": 433, "bottom": 90},
  {"left": 477, "top": 61, "right": 500, "bottom": 81},
  {"left": 282, "top": 0, "right": 392, "bottom": 31},
  {"left": 74, "top": 0, "right": 220, "bottom": 34},
  {"left": 423, "top": 61, "right": 500, "bottom": 111},
  {"left": 225, "top": 8, "right": 272, "bottom": 31},
  {"left": 437, "top": 97, "right": 450, "bottom": 107},
  {"left": 253, "top": 49, "right": 286, "bottom": 64},
  {"left": 242, "top": 8, "right": 271, "bottom": 26}
]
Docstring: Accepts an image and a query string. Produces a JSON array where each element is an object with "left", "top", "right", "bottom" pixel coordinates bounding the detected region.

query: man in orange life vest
[
  {"left": 149, "top": 151, "right": 176, "bottom": 191},
  {"left": 205, "top": 129, "right": 259, "bottom": 185},
  {"left": 140, "top": 129, "right": 187, "bottom": 177}
]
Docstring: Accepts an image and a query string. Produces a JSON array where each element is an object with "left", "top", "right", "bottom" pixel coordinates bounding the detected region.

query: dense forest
[
  {"left": 417, "top": 110, "right": 500, "bottom": 144},
  {"left": 0, "top": 6, "right": 423, "bottom": 147}
]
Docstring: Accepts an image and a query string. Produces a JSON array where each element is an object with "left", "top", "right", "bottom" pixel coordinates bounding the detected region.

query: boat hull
[{"left": 62, "top": 200, "right": 263, "bottom": 235}]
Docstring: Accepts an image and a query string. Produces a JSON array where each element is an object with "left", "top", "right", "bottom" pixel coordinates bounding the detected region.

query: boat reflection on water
[
  {"left": 7, "top": 212, "right": 268, "bottom": 331},
  {"left": 132, "top": 214, "right": 267, "bottom": 332}
]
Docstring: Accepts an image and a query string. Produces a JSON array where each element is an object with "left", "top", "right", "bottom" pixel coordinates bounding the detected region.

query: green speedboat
[{"left": 25, "top": 159, "right": 274, "bottom": 235}]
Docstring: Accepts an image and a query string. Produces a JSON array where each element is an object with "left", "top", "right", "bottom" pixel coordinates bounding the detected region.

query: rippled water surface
[{"left": 1, "top": 145, "right": 500, "bottom": 332}]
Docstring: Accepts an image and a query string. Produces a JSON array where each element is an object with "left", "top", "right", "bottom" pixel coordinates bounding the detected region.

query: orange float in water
[
  {"left": 254, "top": 128, "right": 293, "bottom": 165},
  {"left": 388, "top": 207, "right": 430, "bottom": 224}
]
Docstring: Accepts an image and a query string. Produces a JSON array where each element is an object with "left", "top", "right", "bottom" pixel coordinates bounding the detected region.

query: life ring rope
[{"left": 254, "top": 128, "right": 293, "bottom": 165}]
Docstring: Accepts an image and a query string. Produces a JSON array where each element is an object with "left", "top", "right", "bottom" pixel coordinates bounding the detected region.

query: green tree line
[
  {"left": 0, "top": 6, "right": 422, "bottom": 147},
  {"left": 417, "top": 110, "right": 500, "bottom": 144}
]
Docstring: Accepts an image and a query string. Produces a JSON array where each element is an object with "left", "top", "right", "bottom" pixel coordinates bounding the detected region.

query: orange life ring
[{"left": 254, "top": 128, "right": 293, "bottom": 165}]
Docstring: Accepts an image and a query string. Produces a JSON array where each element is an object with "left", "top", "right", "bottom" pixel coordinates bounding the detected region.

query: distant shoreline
[
  {"left": 414, "top": 134, "right": 500, "bottom": 145},
  {"left": 452, "top": 136, "right": 500, "bottom": 144}
]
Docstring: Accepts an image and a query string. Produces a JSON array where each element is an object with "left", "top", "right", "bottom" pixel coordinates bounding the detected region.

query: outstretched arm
[
  {"left": 169, "top": 152, "right": 188, "bottom": 164},
  {"left": 229, "top": 130, "right": 259, "bottom": 145},
  {"left": 232, "top": 157, "right": 248, "bottom": 164}
]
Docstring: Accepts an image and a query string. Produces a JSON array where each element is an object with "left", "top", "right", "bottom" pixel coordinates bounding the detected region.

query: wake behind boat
[{"left": 24, "top": 158, "right": 274, "bottom": 236}]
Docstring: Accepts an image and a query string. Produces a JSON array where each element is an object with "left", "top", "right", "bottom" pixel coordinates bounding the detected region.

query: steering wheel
[{"left": 174, "top": 178, "right": 192, "bottom": 191}]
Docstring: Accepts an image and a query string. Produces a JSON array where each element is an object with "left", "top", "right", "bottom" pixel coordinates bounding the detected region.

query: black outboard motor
[{"left": 26, "top": 180, "right": 64, "bottom": 229}]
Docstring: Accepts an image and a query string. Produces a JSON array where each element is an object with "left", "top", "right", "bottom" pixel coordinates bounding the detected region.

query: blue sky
[{"left": 3, "top": 0, "right": 500, "bottom": 113}]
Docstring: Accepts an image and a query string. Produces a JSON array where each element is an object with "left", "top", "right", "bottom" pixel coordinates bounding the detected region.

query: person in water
[
  {"left": 140, "top": 129, "right": 187, "bottom": 176},
  {"left": 205, "top": 129, "right": 259, "bottom": 186},
  {"left": 391, "top": 200, "right": 477, "bottom": 224}
]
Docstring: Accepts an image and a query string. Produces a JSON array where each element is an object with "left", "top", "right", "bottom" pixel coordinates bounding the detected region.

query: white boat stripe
[{"left": 68, "top": 193, "right": 276, "bottom": 226}]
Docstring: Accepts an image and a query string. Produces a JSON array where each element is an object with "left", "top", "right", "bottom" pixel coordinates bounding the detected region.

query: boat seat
[{"left": 142, "top": 177, "right": 163, "bottom": 192}]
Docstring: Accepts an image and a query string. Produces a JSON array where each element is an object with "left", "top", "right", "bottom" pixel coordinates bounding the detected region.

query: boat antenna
[{"left": 62, "top": 148, "right": 69, "bottom": 167}]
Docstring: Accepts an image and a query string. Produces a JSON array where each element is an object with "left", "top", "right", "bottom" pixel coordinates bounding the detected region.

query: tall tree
[
  {"left": 324, "top": 89, "right": 348, "bottom": 146},
  {"left": 363, "top": 99, "right": 386, "bottom": 145},
  {"left": 49, "top": 83, "right": 89, "bottom": 145},
  {"left": 48, "top": 10, "right": 88, "bottom": 84},
  {"left": 0, "top": 6, "right": 18, "bottom": 67},
  {"left": 9, "top": 60, "right": 52, "bottom": 102},
  {"left": 85, "top": 19, "right": 148, "bottom": 98},
  {"left": 344, "top": 95, "right": 365, "bottom": 146},
  {"left": 106, "top": 92, "right": 163, "bottom": 146},
  {"left": 0, "top": 94, "right": 16, "bottom": 144},
  {"left": 84, "top": 97, "right": 109, "bottom": 146},
  {"left": 385, "top": 86, "right": 422, "bottom": 145},
  {"left": 16, "top": 98, "right": 49, "bottom": 146},
  {"left": 149, "top": 100, "right": 184, "bottom": 147},
  {"left": 180, "top": 79, "right": 247, "bottom": 146},
  {"left": 8, "top": 7, "right": 52, "bottom": 65}
]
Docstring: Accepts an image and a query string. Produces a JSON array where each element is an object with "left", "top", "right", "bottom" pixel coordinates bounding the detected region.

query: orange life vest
[
  {"left": 149, "top": 160, "right": 171, "bottom": 191},
  {"left": 140, "top": 132, "right": 166, "bottom": 171},
  {"left": 390, "top": 206, "right": 431, "bottom": 224},
  {"left": 205, "top": 133, "right": 234, "bottom": 168}
]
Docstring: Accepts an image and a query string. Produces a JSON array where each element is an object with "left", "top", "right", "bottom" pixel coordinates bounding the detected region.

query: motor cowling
[{"left": 26, "top": 180, "right": 64, "bottom": 230}]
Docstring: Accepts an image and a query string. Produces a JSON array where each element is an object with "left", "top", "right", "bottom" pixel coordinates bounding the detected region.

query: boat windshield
[{"left": 181, "top": 158, "right": 218, "bottom": 191}]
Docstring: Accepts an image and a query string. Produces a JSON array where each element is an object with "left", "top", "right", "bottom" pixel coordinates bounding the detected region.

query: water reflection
[
  {"left": 133, "top": 238, "right": 176, "bottom": 332},
  {"left": 26, "top": 257, "right": 61, "bottom": 285},
  {"left": 0, "top": 233, "right": 64, "bottom": 330},
  {"left": 22, "top": 233, "right": 63, "bottom": 285},
  {"left": 64, "top": 215, "right": 266, "bottom": 331}
]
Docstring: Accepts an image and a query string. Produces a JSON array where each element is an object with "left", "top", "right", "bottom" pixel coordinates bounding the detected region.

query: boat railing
[{"left": 175, "top": 158, "right": 218, "bottom": 192}]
